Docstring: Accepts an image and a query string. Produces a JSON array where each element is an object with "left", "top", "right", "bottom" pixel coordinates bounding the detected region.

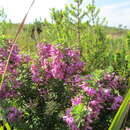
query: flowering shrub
[
  {"left": 0, "top": 39, "right": 127, "bottom": 130},
  {"left": 63, "top": 73, "right": 127, "bottom": 130},
  {"left": 0, "top": 41, "right": 30, "bottom": 97},
  {"left": 0, "top": 39, "right": 30, "bottom": 125},
  {"left": 29, "top": 43, "right": 85, "bottom": 129},
  {"left": 0, "top": 41, "right": 84, "bottom": 129},
  {"left": 31, "top": 43, "right": 84, "bottom": 83}
]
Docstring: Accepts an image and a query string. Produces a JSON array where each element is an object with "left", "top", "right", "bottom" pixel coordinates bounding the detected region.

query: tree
[
  {"left": 0, "top": 8, "right": 7, "bottom": 22},
  {"left": 69, "top": 0, "right": 85, "bottom": 46}
]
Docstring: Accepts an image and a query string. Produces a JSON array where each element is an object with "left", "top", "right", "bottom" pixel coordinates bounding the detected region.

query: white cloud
[
  {"left": 0, "top": 0, "right": 67, "bottom": 23},
  {"left": 100, "top": 0, "right": 130, "bottom": 12},
  {"left": 0, "top": 0, "right": 130, "bottom": 28},
  {"left": 99, "top": 0, "right": 130, "bottom": 28}
]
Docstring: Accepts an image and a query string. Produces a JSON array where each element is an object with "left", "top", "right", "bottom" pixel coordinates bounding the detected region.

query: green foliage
[
  {"left": 127, "top": 31, "right": 130, "bottom": 51},
  {"left": 0, "top": 121, "right": 11, "bottom": 130},
  {"left": 71, "top": 103, "right": 86, "bottom": 127},
  {"left": 0, "top": 0, "right": 130, "bottom": 129},
  {"left": 109, "top": 87, "right": 130, "bottom": 130},
  {"left": 0, "top": 8, "right": 7, "bottom": 22},
  {"left": 108, "top": 32, "right": 130, "bottom": 129},
  {"left": 0, "top": 34, "right": 6, "bottom": 48}
]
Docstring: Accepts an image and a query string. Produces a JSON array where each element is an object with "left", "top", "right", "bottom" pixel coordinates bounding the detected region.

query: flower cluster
[
  {"left": 31, "top": 43, "right": 84, "bottom": 83},
  {"left": 7, "top": 107, "right": 23, "bottom": 122},
  {"left": 0, "top": 41, "right": 30, "bottom": 100},
  {"left": 0, "top": 83, "right": 18, "bottom": 99},
  {"left": 71, "top": 95, "right": 83, "bottom": 106},
  {"left": 63, "top": 95, "right": 83, "bottom": 130},
  {"left": 98, "top": 73, "right": 126, "bottom": 90},
  {"left": 63, "top": 73, "right": 126, "bottom": 130},
  {"left": 63, "top": 108, "right": 79, "bottom": 130}
]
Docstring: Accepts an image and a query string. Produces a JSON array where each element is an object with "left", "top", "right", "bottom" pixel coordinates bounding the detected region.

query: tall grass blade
[
  {"left": 108, "top": 78, "right": 130, "bottom": 130},
  {"left": 0, "top": 0, "right": 35, "bottom": 89}
]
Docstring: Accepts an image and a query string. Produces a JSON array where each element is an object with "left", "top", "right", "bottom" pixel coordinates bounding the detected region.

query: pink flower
[{"left": 71, "top": 95, "right": 83, "bottom": 106}]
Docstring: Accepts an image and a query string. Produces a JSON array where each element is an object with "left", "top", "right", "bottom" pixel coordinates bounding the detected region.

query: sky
[{"left": 0, "top": 0, "right": 130, "bottom": 28}]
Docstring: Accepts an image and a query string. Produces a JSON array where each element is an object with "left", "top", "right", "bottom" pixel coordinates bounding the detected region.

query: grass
[{"left": 2, "top": 23, "right": 128, "bottom": 51}]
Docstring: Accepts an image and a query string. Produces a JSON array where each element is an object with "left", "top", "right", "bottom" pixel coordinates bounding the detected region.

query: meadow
[{"left": 0, "top": 0, "right": 130, "bottom": 130}]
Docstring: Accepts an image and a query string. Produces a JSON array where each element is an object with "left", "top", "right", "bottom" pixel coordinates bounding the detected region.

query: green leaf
[
  {"left": 71, "top": 103, "right": 86, "bottom": 128},
  {"left": 0, "top": 122, "right": 11, "bottom": 130},
  {"left": 108, "top": 79, "right": 130, "bottom": 130},
  {"left": 4, "top": 122, "right": 11, "bottom": 130},
  {"left": 72, "top": 103, "right": 85, "bottom": 113}
]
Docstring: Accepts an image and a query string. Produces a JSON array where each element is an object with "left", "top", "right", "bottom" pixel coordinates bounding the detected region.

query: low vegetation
[{"left": 0, "top": 0, "right": 130, "bottom": 129}]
